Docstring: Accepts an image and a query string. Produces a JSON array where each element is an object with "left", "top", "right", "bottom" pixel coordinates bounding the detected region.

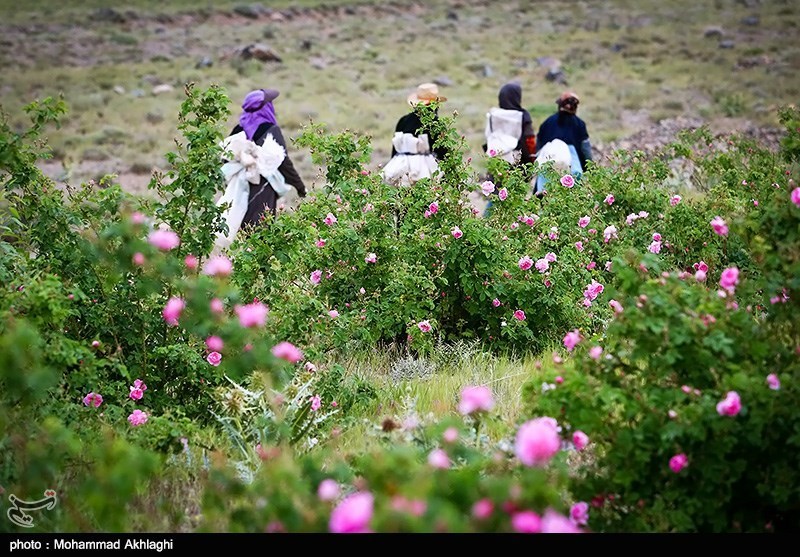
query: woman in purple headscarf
[{"left": 228, "top": 88, "right": 307, "bottom": 226}]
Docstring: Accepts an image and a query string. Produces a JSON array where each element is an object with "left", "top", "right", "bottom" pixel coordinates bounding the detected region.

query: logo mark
[{"left": 7, "top": 491, "right": 57, "bottom": 528}]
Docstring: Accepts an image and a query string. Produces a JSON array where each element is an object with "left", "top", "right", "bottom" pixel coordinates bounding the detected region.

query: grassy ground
[{"left": 1, "top": 0, "right": 798, "bottom": 194}]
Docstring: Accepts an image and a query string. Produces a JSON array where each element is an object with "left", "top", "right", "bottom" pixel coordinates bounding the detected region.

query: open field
[{"left": 1, "top": 0, "right": 798, "bottom": 194}]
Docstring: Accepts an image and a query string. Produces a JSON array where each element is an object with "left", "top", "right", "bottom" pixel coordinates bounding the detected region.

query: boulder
[
  {"left": 152, "top": 84, "right": 174, "bottom": 95},
  {"left": 240, "top": 43, "right": 282, "bottom": 63}
]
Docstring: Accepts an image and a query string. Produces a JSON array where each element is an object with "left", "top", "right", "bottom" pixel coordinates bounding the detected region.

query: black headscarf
[{"left": 498, "top": 82, "right": 532, "bottom": 129}]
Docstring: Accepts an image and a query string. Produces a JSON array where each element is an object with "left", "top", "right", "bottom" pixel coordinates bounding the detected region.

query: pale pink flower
[
  {"left": 472, "top": 499, "right": 494, "bottom": 520},
  {"left": 583, "top": 280, "right": 604, "bottom": 302},
  {"left": 235, "top": 302, "right": 269, "bottom": 327},
  {"left": 318, "top": 479, "right": 340, "bottom": 502},
  {"left": 648, "top": 241, "right": 662, "bottom": 254},
  {"left": 305, "top": 362, "right": 317, "bottom": 373},
  {"left": 573, "top": 431, "right": 589, "bottom": 451},
  {"left": 791, "top": 187, "right": 800, "bottom": 207},
  {"left": 210, "top": 298, "right": 224, "bottom": 314},
  {"left": 203, "top": 255, "right": 233, "bottom": 277},
  {"left": 767, "top": 373, "right": 780, "bottom": 390},
  {"left": 162, "top": 297, "right": 185, "bottom": 326},
  {"left": 578, "top": 216, "right": 590, "bottom": 228},
  {"left": 310, "top": 395, "right": 322, "bottom": 412},
  {"left": 83, "top": 392, "right": 103, "bottom": 408},
  {"left": 638, "top": 211, "right": 649, "bottom": 219},
  {"left": 668, "top": 409, "right": 678, "bottom": 419},
  {"left": 570, "top": 502, "right": 589, "bottom": 526},
  {"left": 481, "top": 180, "right": 496, "bottom": 196},
  {"left": 541, "top": 509, "right": 581, "bottom": 533},
  {"left": 518, "top": 256, "right": 533, "bottom": 271},
  {"left": 365, "top": 253, "right": 377, "bottom": 263},
  {"left": 359, "top": 287, "right": 366, "bottom": 295},
  {"left": 147, "top": 229, "right": 180, "bottom": 251},
  {"left": 626, "top": 213, "right": 639, "bottom": 226},
  {"left": 575, "top": 241, "right": 584, "bottom": 252},
  {"left": 681, "top": 385, "right": 692, "bottom": 394},
  {"left": 417, "top": 320, "right": 432, "bottom": 333},
  {"left": 710, "top": 216, "right": 729, "bottom": 236},
  {"left": 512, "top": 511, "right": 542, "bottom": 533},
  {"left": 206, "top": 336, "right": 224, "bottom": 352},
  {"left": 669, "top": 453, "right": 688, "bottom": 473},
  {"left": 560, "top": 174, "right": 575, "bottom": 188},
  {"left": 206, "top": 351, "right": 222, "bottom": 367},
  {"left": 328, "top": 309, "right": 339, "bottom": 319},
  {"left": 458, "top": 385, "right": 495, "bottom": 415},
  {"left": 91, "top": 340, "right": 100, "bottom": 348},
  {"left": 603, "top": 225, "right": 618, "bottom": 243},
  {"left": 316, "top": 238, "right": 326, "bottom": 248},
  {"left": 428, "top": 448, "right": 451, "bottom": 469},
  {"left": 548, "top": 227, "right": 559, "bottom": 241},
  {"left": 695, "top": 270, "right": 707, "bottom": 282},
  {"left": 555, "top": 376, "right": 564, "bottom": 384},
  {"left": 670, "top": 195, "right": 682, "bottom": 206},
  {"left": 310, "top": 270, "right": 322, "bottom": 284},
  {"left": 694, "top": 261, "right": 709, "bottom": 272},
  {"left": 563, "top": 330, "right": 581, "bottom": 352},
  {"left": 272, "top": 341, "right": 303, "bottom": 363},
  {"left": 498, "top": 188, "right": 508, "bottom": 201},
  {"left": 719, "top": 267, "right": 739, "bottom": 293},
  {"left": 652, "top": 233, "right": 662, "bottom": 242},
  {"left": 604, "top": 194, "right": 615, "bottom": 205},
  {"left": 323, "top": 212, "right": 338, "bottom": 226},
  {"left": 443, "top": 427, "right": 459, "bottom": 443},
  {"left": 492, "top": 298, "right": 501, "bottom": 307},
  {"left": 545, "top": 252, "right": 557, "bottom": 263},
  {"left": 451, "top": 226, "right": 463, "bottom": 239},
  {"left": 535, "top": 258, "right": 549, "bottom": 273},
  {"left": 329, "top": 492, "right": 374, "bottom": 533},
  {"left": 184, "top": 254, "right": 198, "bottom": 269},
  {"left": 515, "top": 417, "right": 561, "bottom": 466},
  {"left": 513, "top": 310, "right": 526, "bottom": 321},
  {"left": 129, "top": 379, "right": 147, "bottom": 401},
  {"left": 429, "top": 201, "right": 439, "bottom": 214},
  {"left": 131, "top": 211, "right": 146, "bottom": 225},
  {"left": 362, "top": 203, "right": 374, "bottom": 213},
  {"left": 523, "top": 215, "right": 537, "bottom": 226},
  {"left": 128, "top": 409, "right": 148, "bottom": 427},
  {"left": 605, "top": 261, "right": 612, "bottom": 272},
  {"left": 588, "top": 346, "right": 602, "bottom": 360},
  {"left": 716, "top": 391, "right": 742, "bottom": 416},
  {"left": 586, "top": 261, "right": 596, "bottom": 270},
  {"left": 132, "top": 252, "right": 145, "bottom": 266}
]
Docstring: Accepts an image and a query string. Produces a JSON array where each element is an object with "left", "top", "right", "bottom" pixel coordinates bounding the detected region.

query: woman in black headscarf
[{"left": 496, "top": 82, "right": 536, "bottom": 166}]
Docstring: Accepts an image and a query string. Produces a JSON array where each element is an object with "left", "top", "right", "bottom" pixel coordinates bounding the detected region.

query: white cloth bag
[
  {"left": 215, "top": 131, "right": 286, "bottom": 249},
  {"left": 485, "top": 108, "right": 523, "bottom": 164},
  {"left": 381, "top": 132, "right": 439, "bottom": 186},
  {"left": 535, "top": 139, "right": 572, "bottom": 173}
]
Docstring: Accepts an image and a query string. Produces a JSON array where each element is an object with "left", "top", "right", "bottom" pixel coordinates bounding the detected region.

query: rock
[
  {"left": 233, "top": 5, "right": 261, "bottom": 19},
  {"left": 113, "top": 85, "right": 126, "bottom": 95},
  {"left": 240, "top": 43, "right": 282, "bottom": 63},
  {"left": 270, "top": 12, "right": 285, "bottom": 22},
  {"left": 610, "top": 43, "right": 626, "bottom": 52},
  {"left": 446, "top": 10, "right": 459, "bottom": 20},
  {"left": 152, "top": 84, "right": 174, "bottom": 95},
  {"left": 300, "top": 39, "right": 313, "bottom": 51},
  {"left": 741, "top": 15, "right": 760, "bottom": 26},
  {"left": 145, "top": 111, "right": 164, "bottom": 124},
  {"left": 262, "top": 26, "right": 275, "bottom": 39},
  {"left": 90, "top": 8, "right": 127, "bottom": 23},
  {"left": 704, "top": 26, "right": 724, "bottom": 38},
  {"left": 719, "top": 40, "right": 736, "bottom": 49},
  {"left": 154, "top": 14, "right": 175, "bottom": 24},
  {"left": 536, "top": 56, "right": 561, "bottom": 69},
  {"left": 467, "top": 63, "right": 493, "bottom": 77},
  {"left": 433, "top": 75, "right": 454, "bottom": 87},
  {"left": 142, "top": 74, "right": 161, "bottom": 85},
  {"left": 82, "top": 148, "right": 109, "bottom": 162},
  {"left": 309, "top": 56, "right": 328, "bottom": 70},
  {"left": 131, "top": 89, "right": 146, "bottom": 98},
  {"left": 195, "top": 56, "right": 213, "bottom": 69},
  {"left": 545, "top": 67, "right": 568, "bottom": 84}
]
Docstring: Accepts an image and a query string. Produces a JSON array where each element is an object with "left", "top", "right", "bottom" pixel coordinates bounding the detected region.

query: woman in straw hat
[{"left": 381, "top": 83, "right": 450, "bottom": 186}]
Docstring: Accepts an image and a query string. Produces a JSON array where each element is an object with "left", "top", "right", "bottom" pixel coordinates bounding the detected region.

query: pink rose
[
  {"left": 652, "top": 233, "right": 662, "bottom": 242},
  {"left": 310, "top": 395, "right": 322, "bottom": 412},
  {"left": 184, "top": 254, "right": 198, "bottom": 269},
  {"left": 515, "top": 417, "right": 561, "bottom": 466},
  {"left": 429, "top": 201, "right": 439, "bottom": 214},
  {"left": 206, "top": 351, "right": 222, "bottom": 367},
  {"left": 578, "top": 216, "right": 590, "bottom": 228},
  {"left": 329, "top": 492, "right": 373, "bottom": 533},
  {"left": 132, "top": 252, "right": 145, "bottom": 266},
  {"left": 766, "top": 373, "right": 780, "bottom": 390},
  {"left": 513, "top": 310, "right": 526, "bottom": 321},
  {"left": 458, "top": 385, "right": 495, "bottom": 415},
  {"left": 202, "top": 255, "right": 233, "bottom": 277},
  {"left": 310, "top": 270, "right": 322, "bottom": 284},
  {"left": 719, "top": 267, "right": 739, "bottom": 293},
  {"left": 563, "top": 330, "right": 581, "bottom": 352},
  {"left": 498, "top": 188, "right": 508, "bottom": 201},
  {"left": 560, "top": 174, "right": 575, "bottom": 188},
  {"left": 695, "top": 261, "right": 709, "bottom": 272},
  {"left": 365, "top": 253, "right": 377, "bottom": 263},
  {"left": 588, "top": 346, "right": 602, "bottom": 360},
  {"left": 417, "top": 320, "right": 432, "bottom": 333},
  {"left": 128, "top": 409, "right": 148, "bottom": 427},
  {"left": 472, "top": 499, "right": 494, "bottom": 520},
  {"left": 305, "top": 362, "right": 317, "bottom": 373},
  {"left": 716, "top": 391, "right": 741, "bottom": 416},
  {"left": 481, "top": 180, "right": 496, "bottom": 196},
  {"left": 443, "top": 427, "right": 459, "bottom": 443},
  {"left": 575, "top": 241, "right": 584, "bottom": 252},
  {"left": 131, "top": 211, "right": 146, "bottom": 225},
  {"left": 428, "top": 448, "right": 451, "bottom": 469},
  {"left": 603, "top": 225, "right": 618, "bottom": 243},
  {"left": 328, "top": 309, "right": 339, "bottom": 319},
  {"left": 451, "top": 226, "right": 463, "bottom": 239},
  {"left": 570, "top": 502, "right": 589, "bottom": 526},
  {"left": 604, "top": 194, "right": 615, "bottom": 205},
  {"left": 272, "top": 341, "right": 303, "bottom": 363},
  {"left": 323, "top": 212, "right": 338, "bottom": 226},
  {"left": 670, "top": 195, "right": 682, "bottom": 206},
  {"left": 162, "top": 297, "right": 185, "bottom": 326},
  {"left": 512, "top": 511, "right": 542, "bottom": 533},
  {"left": 492, "top": 298, "right": 501, "bottom": 307},
  {"left": 541, "top": 509, "right": 581, "bottom": 533},
  {"left": 573, "top": 431, "right": 589, "bottom": 451},
  {"left": 695, "top": 270, "right": 707, "bottom": 282},
  {"left": 83, "top": 392, "right": 103, "bottom": 408},
  {"left": 669, "top": 453, "right": 688, "bottom": 473},
  {"left": 535, "top": 258, "right": 549, "bottom": 273},
  {"left": 210, "top": 298, "right": 224, "bottom": 314},
  {"left": 147, "top": 229, "right": 180, "bottom": 251},
  {"left": 791, "top": 187, "right": 800, "bottom": 207},
  {"left": 316, "top": 238, "right": 326, "bottom": 248},
  {"left": 648, "top": 240, "right": 662, "bottom": 254},
  {"left": 545, "top": 252, "right": 557, "bottom": 263},
  {"left": 518, "top": 256, "right": 533, "bottom": 271},
  {"left": 318, "top": 479, "right": 340, "bottom": 502},
  {"left": 710, "top": 216, "right": 729, "bottom": 236},
  {"left": 583, "top": 280, "right": 604, "bottom": 302},
  {"left": 235, "top": 302, "right": 269, "bottom": 327},
  {"left": 206, "top": 336, "right": 224, "bottom": 352},
  {"left": 91, "top": 340, "right": 100, "bottom": 348}
]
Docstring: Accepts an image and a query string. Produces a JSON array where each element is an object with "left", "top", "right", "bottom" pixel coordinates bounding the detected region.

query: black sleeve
[
  {"left": 577, "top": 120, "right": 589, "bottom": 143},
  {"left": 391, "top": 117, "right": 404, "bottom": 158},
  {"left": 268, "top": 126, "right": 307, "bottom": 197}
]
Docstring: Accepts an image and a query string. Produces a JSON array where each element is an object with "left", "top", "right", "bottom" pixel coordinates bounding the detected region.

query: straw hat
[{"left": 407, "top": 83, "right": 447, "bottom": 106}]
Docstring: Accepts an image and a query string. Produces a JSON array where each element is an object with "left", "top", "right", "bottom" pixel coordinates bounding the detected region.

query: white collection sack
[
  {"left": 485, "top": 107, "right": 523, "bottom": 164},
  {"left": 381, "top": 132, "right": 439, "bottom": 187}
]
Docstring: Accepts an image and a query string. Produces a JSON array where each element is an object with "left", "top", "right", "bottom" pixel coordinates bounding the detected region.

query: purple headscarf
[{"left": 239, "top": 89, "right": 278, "bottom": 140}]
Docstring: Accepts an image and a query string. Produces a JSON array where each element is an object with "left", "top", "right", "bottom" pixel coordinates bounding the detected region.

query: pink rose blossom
[
  {"left": 575, "top": 241, "right": 584, "bottom": 252},
  {"left": 605, "top": 261, "right": 612, "bottom": 272},
  {"left": 310, "top": 395, "right": 322, "bottom": 412},
  {"left": 492, "top": 298, "right": 501, "bottom": 307},
  {"left": 472, "top": 499, "right": 494, "bottom": 520},
  {"left": 767, "top": 373, "right": 780, "bottom": 390},
  {"left": 513, "top": 310, "right": 526, "bottom": 321},
  {"left": 451, "top": 226, "right": 463, "bottom": 239},
  {"left": 272, "top": 341, "right": 303, "bottom": 363},
  {"left": 578, "top": 216, "right": 590, "bottom": 228},
  {"left": 498, "top": 188, "right": 508, "bottom": 201},
  {"left": 417, "top": 320, "right": 432, "bottom": 333},
  {"left": 560, "top": 174, "right": 575, "bottom": 188},
  {"left": 719, "top": 267, "right": 739, "bottom": 293},
  {"left": 535, "top": 258, "right": 549, "bottom": 273},
  {"left": 669, "top": 453, "right": 688, "bottom": 473},
  {"left": 694, "top": 261, "right": 709, "bottom": 272},
  {"left": 363, "top": 203, "right": 374, "bottom": 213},
  {"left": 515, "top": 417, "right": 561, "bottom": 466},
  {"left": 235, "top": 302, "right": 269, "bottom": 327},
  {"left": 316, "top": 238, "right": 326, "bottom": 248},
  {"left": 206, "top": 336, "right": 224, "bottom": 352},
  {"left": 588, "top": 346, "right": 602, "bottom": 360},
  {"left": 132, "top": 252, "right": 145, "bottom": 266},
  {"left": 91, "top": 340, "right": 100, "bottom": 348},
  {"left": 586, "top": 261, "right": 597, "bottom": 270},
  {"left": 184, "top": 254, "right": 198, "bottom": 269},
  {"left": 318, "top": 479, "right": 340, "bottom": 501},
  {"left": 638, "top": 211, "right": 649, "bottom": 218},
  {"left": 519, "top": 256, "right": 533, "bottom": 271},
  {"left": 323, "top": 212, "right": 338, "bottom": 226},
  {"left": 443, "top": 427, "right": 459, "bottom": 443},
  {"left": 206, "top": 351, "right": 222, "bottom": 367},
  {"left": 541, "top": 509, "right": 581, "bottom": 533},
  {"left": 305, "top": 362, "right": 317, "bottom": 373},
  {"left": 210, "top": 298, "right": 224, "bottom": 314},
  {"left": 716, "top": 391, "right": 742, "bottom": 416},
  {"left": 670, "top": 195, "right": 682, "bottom": 206},
  {"left": 83, "top": 392, "right": 103, "bottom": 408},
  {"left": 573, "top": 431, "right": 589, "bottom": 451},
  {"left": 563, "top": 330, "right": 581, "bottom": 351},
  {"left": 545, "top": 252, "right": 557, "bottom": 263},
  {"left": 365, "top": 253, "right": 377, "bottom": 263},
  {"left": 428, "top": 448, "right": 451, "bottom": 469},
  {"left": 162, "top": 297, "right": 185, "bottom": 326},
  {"left": 131, "top": 211, "right": 146, "bottom": 225},
  {"left": 129, "top": 379, "right": 147, "bottom": 401},
  {"left": 555, "top": 375, "right": 564, "bottom": 384},
  {"left": 329, "top": 492, "right": 373, "bottom": 534},
  {"left": 791, "top": 187, "right": 800, "bottom": 207},
  {"left": 512, "top": 511, "right": 542, "bottom": 533},
  {"left": 570, "top": 502, "right": 589, "bottom": 526},
  {"left": 626, "top": 213, "right": 639, "bottom": 226},
  {"left": 328, "top": 309, "right": 339, "bottom": 319},
  {"left": 202, "top": 255, "right": 233, "bottom": 277},
  {"left": 648, "top": 240, "right": 662, "bottom": 254},
  {"left": 603, "top": 225, "right": 618, "bottom": 243},
  {"left": 652, "top": 233, "right": 662, "bottom": 242},
  {"left": 609, "top": 299, "right": 624, "bottom": 314},
  {"left": 429, "top": 201, "right": 439, "bottom": 214},
  {"left": 710, "top": 216, "right": 729, "bottom": 236},
  {"left": 583, "top": 280, "right": 605, "bottom": 302},
  {"left": 310, "top": 270, "right": 322, "bottom": 284},
  {"left": 128, "top": 409, "right": 148, "bottom": 427},
  {"left": 548, "top": 227, "right": 559, "bottom": 241},
  {"left": 604, "top": 194, "right": 615, "bottom": 205},
  {"left": 695, "top": 270, "right": 707, "bottom": 282},
  {"left": 481, "top": 180, "right": 496, "bottom": 196},
  {"left": 147, "top": 229, "right": 180, "bottom": 251},
  {"left": 668, "top": 409, "right": 678, "bottom": 419},
  {"left": 458, "top": 385, "right": 495, "bottom": 415}
]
